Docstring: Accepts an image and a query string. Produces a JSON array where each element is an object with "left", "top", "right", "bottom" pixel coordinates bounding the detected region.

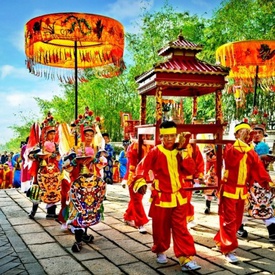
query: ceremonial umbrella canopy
[
  {"left": 216, "top": 40, "right": 275, "bottom": 107},
  {"left": 25, "top": 12, "right": 125, "bottom": 121}
]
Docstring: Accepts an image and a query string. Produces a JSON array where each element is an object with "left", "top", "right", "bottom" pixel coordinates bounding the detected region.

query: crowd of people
[
  {"left": 0, "top": 149, "right": 23, "bottom": 189},
  {"left": 1, "top": 113, "right": 275, "bottom": 272}
]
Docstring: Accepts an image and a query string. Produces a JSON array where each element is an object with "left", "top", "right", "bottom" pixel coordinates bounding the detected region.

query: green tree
[
  {"left": 4, "top": 0, "right": 275, "bottom": 151},
  {"left": 200, "top": 0, "right": 275, "bottom": 121}
]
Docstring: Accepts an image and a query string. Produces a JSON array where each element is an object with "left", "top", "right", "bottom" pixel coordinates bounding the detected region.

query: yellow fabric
[
  {"left": 25, "top": 12, "right": 125, "bottom": 80},
  {"left": 216, "top": 40, "right": 275, "bottom": 79},
  {"left": 223, "top": 187, "right": 248, "bottom": 200},
  {"left": 58, "top": 123, "right": 75, "bottom": 156},
  {"left": 159, "top": 127, "right": 177, "bottom": 135},
  {"left": 234, "top": 123, "right": 251, "bottom": 133},
  {"left": 150, "top": 182, "right": 188, "bottom": 207},
  {"left": 154, "top": 145, "right": 187, "bottom": 207},
  {"left": 223, "top": 139, "right": 251, "bottom": 199},
  {"left": 157, "top": 146, "right": 181, "bottom": 193},
  {"left": 133, "top": 178, "right": 147, "bottom": 193},
  {"left": 178, "top": 256, "right": 194, "bottom": 266},
  {"left": 180, "top": 144, "right": 193, "bottom": 159}
]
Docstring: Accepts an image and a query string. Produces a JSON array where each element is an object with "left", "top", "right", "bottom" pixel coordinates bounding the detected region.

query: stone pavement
[{"left": 0, "top": 184, "right": 275, "bottom": 275}]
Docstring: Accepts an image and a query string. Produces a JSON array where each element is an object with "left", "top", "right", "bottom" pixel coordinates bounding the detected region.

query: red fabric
[
  {"left": 182, "top": 145, "right": 204, "bottom": 221},
  {"left": 214, "top": 196, "right": 244, "bottom": 254},
  {"left": 2, "top": 170, "right": 13, "bottom": 189},
  {"left": 123, "top": 142, "right": 138, "bottom": 181},
  {"left": 185, "top": 180, "right": 194, "bottom": 222},
  {"left": 140, "top": 146, "right": 195, "bottom": 199},
  {"left": 123, "top": 184, "right": 149, "bottom": 227},
  {"left": 124, "top": 142, "right": 149, "bottom": 226},
  {"left": 214, "top": 140, "right": 272, "bottom": 253},
  {"left": 112, "top": 164, "right": 119, "bottom": 183},
  {"left": 193, "top": 145, "right": 205, "bottom": 178},
  {"left": 20, "top": 144, "right": 31, "bottom": 182},
  {"left": 58, "top": 177, "right": 71, "bottom": 223},
  {"left": 223, "top": 142, "right": 270, "bottom": 195},
  {"left": 136, "top": 144, "right": 197, "bottom": 258},
  {"left": 150, "top": 203, "right": 196, "bottom": 257}
]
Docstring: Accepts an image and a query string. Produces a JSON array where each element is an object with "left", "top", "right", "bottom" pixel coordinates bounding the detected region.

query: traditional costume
[
  {"left": 61, "top": 107, "right": 107, "bottom": 252},
  {"left": 118, "top": 140, "right": 130, "bottom": 181},
  {"left": 1, "top": 163, "right": 13, "bottom": 189},
  {"left": 12, "top": 152, "right": 21, "bottom": 188},
  {"left": 214, "top": 122, "right": 274, "bottom": 263},
  {"left": 27, "top": 113, "right": 61, "bottom": 219},
  {"left": 20, "top": 138, "right": 31, "bottom": 192},
  {"left": 134, "top": 122, "right": 201, "bottom": 271},
  {"left": 102, "top": 133, "right": 114, "bottom": 185},
  {"left": 183, "top": 142, "right": 204, "bottom": 223},
  {"left": 203, "top": 144, "right": 217, "bottom": 214},
  {"left": 245, "top": 123, "right": 275, "bottom": 242},
  {"left": 123, "top": 138, "right": 150, "bottom": 233}
]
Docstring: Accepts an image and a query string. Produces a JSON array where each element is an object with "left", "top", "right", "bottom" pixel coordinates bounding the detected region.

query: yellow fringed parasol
[
  {"left": 25, "top": 13, "right": 125, "bottom": 144},
  {"left": 216, "top": 40, "right": 275, "bottom": 106},
  {"left": 25, "top": 12, "right": 125, "bottom": 81}
]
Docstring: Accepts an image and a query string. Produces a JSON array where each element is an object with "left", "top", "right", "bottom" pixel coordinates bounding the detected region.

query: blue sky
[{"left": 0, "top": 0, "right": 223, "bottom": 145}]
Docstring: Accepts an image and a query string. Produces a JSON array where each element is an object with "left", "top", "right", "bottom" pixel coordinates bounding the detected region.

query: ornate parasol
[
  {"left": 216, "top": 40, "right": 275, "bottom": 107},
  {"left": 24, "top": 12, "right": 125, "bottom": 123}
]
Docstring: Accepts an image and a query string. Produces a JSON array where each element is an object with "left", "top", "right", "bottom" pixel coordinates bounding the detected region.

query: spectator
[{"left": 102, "top": 133, "right": 114, "bottom": 185}]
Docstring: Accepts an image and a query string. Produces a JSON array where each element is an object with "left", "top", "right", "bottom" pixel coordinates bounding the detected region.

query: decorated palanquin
[
  {"left": 120, "top": 111, "right": 139, "bottom": 140},
  {"left": 134, "top": 34, "right": 230, "bottom": 184}
]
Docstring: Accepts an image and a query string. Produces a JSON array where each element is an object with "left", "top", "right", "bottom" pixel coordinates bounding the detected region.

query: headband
[
  {"left": 234, "top": 123, "right": 251, "bottom": 133},
  {"left": 160, "top": 127, "right": 177, "bottom": 135}
]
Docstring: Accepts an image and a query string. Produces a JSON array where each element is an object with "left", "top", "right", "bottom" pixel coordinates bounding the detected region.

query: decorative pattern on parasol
[
  {"left": 25, "top": 12, "right": 125, "bottom": 83},
  {"left": 216, "top": 40, "right": 275, "bottom": 106}
]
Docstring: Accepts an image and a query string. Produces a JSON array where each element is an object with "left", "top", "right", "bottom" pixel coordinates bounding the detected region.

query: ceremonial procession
[{"left": 0, "top": 0, "right": 275, "bottom": 274}]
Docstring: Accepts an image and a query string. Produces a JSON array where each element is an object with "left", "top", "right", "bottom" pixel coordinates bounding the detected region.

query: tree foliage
[
  {"left": 3, "top": 0, "right": 275, "bottom": 151},
  {"left": 200, "top": 0, "right": 275, "bottom": 121}
]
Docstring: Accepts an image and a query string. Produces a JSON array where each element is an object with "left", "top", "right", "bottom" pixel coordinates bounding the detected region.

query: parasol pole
[
  {"left": 253, "top": 65, "right": 259, "bottom": 107},
  {"left": 74, "top": 41, "right": 78, "bottom": 146}
]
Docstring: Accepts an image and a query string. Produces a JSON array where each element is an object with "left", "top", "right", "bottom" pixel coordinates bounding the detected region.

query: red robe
[
  {"left": 123, "top": 142, "right": 150, "bottom": 227},
  {"left": 136, "top": 144, "right": 197, "bottom": 260},
  {"left": 214, "top": 139, "right": 272, "bottom": 254},
  {"left": 2, "top": 169, "right": 13, "bottom": 189}
]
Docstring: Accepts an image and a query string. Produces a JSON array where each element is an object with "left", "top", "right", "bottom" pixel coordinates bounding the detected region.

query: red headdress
[
  {"left": 40, "top": 112, "right": 59, "bottom": 143},
  {"left": 71, "top": 106, "right": 102, "bottom": 142}
]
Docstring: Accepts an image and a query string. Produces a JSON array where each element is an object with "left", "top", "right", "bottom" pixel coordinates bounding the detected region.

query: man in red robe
[
  {"left": 133, "top": 120, "right": 201, "bottom": 272},
  {"left": 214, "top": 122, "right": 275, "bottom": 264}
]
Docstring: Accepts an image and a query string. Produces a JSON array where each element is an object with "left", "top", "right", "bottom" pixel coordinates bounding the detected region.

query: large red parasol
[
  {"left": 25, "top": 12, "right": 125, "bottom": 125},
  {"left": 216, "top": 40, "right": 275, "bottom": 107}
]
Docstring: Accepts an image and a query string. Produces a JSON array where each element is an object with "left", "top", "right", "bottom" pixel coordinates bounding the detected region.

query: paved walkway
[{"left": 0, "top": 184, "right": 275, "bottom": 275}]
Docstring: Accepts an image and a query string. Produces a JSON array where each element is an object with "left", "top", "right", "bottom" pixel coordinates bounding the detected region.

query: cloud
[
  {"left": 1, "top": 65, "right": 15, "bottom": 79},
  {"left": 10, "top": 30, "right": 25, "bottom": 54},
  {"left": 0, "top": 79, "right": 61, "bottom": 143},
  {"left": 0, "top": 65, "right": 31, "bottom": 80}
]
